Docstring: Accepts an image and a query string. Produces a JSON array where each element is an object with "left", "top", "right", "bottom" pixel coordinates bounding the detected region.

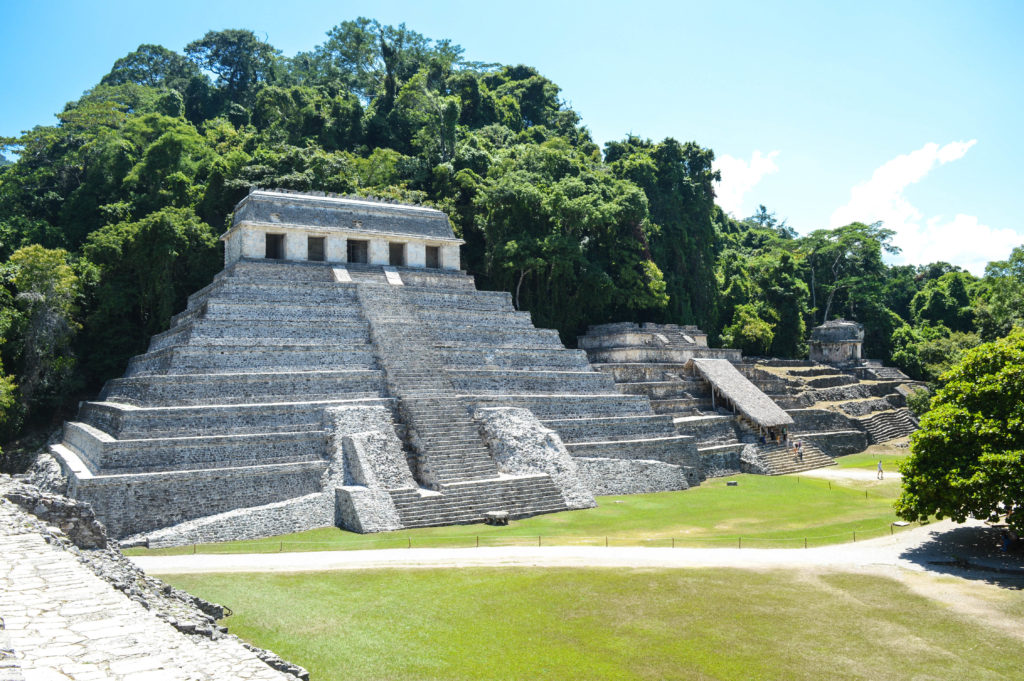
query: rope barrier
[{"left": 150, "top": 520, "right": 919, "bottom": 555}]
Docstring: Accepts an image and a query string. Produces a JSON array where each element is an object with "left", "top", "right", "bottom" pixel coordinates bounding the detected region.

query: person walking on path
[{"left": 877, "top": 460, "right": 884, "bottom": 480}]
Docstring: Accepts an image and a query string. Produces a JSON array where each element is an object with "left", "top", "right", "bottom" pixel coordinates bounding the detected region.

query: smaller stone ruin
[{"left": 808, "top": 319, "right": 864, "bottom": 365}]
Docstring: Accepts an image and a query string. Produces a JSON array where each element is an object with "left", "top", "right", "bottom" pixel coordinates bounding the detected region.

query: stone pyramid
[{"left": 50, "top": 190, "right": 702, "bottom": 545}]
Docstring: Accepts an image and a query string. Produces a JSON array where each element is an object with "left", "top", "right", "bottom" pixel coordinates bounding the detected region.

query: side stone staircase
[
  {"left": 388, "top": 475, "right": 567, "bottom": 528},
  {"left": 355, "top": 281, "right": 499, "bottom": 485},
  {"left": 750, "top": 440, "right": 835, "bottom": 475},
  {"left": 857, "top": 408, "right": 918, "bottom": 444}
]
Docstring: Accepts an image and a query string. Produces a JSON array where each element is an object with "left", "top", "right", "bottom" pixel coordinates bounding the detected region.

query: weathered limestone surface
[
  {"left": 0, "top": 486, "right": 302, "bottom": 681},
  {"left": 699, "top": 447, "right": 743, "bottom": 477},
  {"left": 473, "top": 407, "right": 596, "bottom": 510},
  {"left": 739, "top": 444, "right": 770, "bottom": 475},
  {"left": 2, "top": 481, "right": 108, "bottom": 550},
  {"left": 335, "top": 486, "right": 404, "bottom": 533},
  {"left": 573, "top": 458, "right": 689, "bottom": 496},
  {"left": 125, "top": 494, "right": 334, "bottom": 549},
  {"left": 323, "top": 406, "right": 415, "bottom": 489}
]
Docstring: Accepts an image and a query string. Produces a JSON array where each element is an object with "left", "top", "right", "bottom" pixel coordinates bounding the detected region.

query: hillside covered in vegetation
[{"left": 1, "top": 19, "right": 1021, "bottom": 455}]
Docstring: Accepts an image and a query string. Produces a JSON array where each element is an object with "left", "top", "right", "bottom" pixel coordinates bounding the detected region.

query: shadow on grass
[{"left": 901, "top": 523, "right": 1024, "bottom": 589}]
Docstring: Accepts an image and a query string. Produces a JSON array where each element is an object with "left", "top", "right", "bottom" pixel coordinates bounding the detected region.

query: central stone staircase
[{"left": 355, "top": 279, "right": 499, "bottom": 486}]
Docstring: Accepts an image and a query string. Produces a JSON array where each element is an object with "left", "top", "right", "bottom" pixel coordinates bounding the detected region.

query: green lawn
[
  {"left": 127, "top": 472, "right": 911, "bottom": 556},
  {"left": 168, "top": 567, "right": 1024, "bottom": 681},
  {"left": 833, "top": 443, "right": 909, "bottom": 471}
]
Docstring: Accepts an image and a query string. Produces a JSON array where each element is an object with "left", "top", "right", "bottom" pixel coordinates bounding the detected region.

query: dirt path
[
  {"left": 128, "top": 519, "right": 972, "bottom": 575},
  {"left": 797, "top": 467, "right": 901, "bottom": 481}
]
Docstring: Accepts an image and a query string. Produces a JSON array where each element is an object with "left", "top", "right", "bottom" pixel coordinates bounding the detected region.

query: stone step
[
  {"left": 753, "top": 442, "right": 836, "bottom": 475},
  {"left": 387, "top": 475, "right": 567, "bottom": 528}
]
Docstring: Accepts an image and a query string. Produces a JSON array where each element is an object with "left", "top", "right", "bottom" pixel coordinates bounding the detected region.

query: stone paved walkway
[{"left": 0, "top": 501, "right": 293, "bottom": 681}]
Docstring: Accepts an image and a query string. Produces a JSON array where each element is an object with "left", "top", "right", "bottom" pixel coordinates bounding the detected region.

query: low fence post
[
  {"left": 538, "top": 535, "right": 541, "bottom": 547},
  {"left": 738, "top": 537, "right": 742, "bottom": 549}
]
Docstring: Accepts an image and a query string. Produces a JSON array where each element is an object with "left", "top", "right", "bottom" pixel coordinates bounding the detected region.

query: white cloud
[
  {"left": 829, "top": 140, "right": 1021, "bottom": 275},
  {"left": 897, "top": 214, "right": 1021, "bottom": 276},
  {"left": 713, "top": 150, "right": 779, "bottom": 217}
]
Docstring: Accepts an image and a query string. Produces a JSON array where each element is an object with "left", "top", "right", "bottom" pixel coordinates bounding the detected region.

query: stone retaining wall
[{"left": 574, "top": 457, "right": 689, "bottom": 495}]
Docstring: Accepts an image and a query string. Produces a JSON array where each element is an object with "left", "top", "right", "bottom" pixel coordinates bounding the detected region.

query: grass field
[
  {"left": 128, "top": 448, "right": 912, "bottom": 556},
  {"left": 167, "top": 567, "right": 1024, "bottom": 681},
  {"left": 833, "top": 439, "right": 910, "bottom": 471}
]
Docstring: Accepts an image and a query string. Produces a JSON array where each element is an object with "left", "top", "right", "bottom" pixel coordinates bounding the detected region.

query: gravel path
[
  {"left": 130, "top": 519, "right": 971, "bottom": 574},
  {"left": 795, "top": 467, "right": 902, "bottom": 481}
]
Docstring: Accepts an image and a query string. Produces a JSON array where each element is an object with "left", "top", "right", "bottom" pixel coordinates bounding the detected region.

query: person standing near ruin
[{"left": 877, "top": 459, "right": 884, "bottom": 480}]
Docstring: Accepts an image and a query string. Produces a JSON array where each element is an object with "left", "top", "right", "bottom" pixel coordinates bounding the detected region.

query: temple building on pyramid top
[{"left": 223, "top": 189, "right": 464, "bottom": 270}]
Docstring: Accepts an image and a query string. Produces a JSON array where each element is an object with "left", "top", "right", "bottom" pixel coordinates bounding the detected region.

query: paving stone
[{"left": 0, "top": 500, "right": 296, "bottom": 681}]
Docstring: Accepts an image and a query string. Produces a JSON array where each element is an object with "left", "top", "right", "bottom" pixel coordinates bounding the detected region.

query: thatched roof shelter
[{"left": 689, "top": 359, "right": 794, "bottom": 428}]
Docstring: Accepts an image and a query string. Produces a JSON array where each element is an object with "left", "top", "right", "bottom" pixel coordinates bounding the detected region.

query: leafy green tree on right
[{"left": 896, "top": 329, "right": 1024, "bottom": 534}]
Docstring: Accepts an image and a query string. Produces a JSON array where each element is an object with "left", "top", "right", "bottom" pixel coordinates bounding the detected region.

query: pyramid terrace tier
[
  {"left": 448, "top": 369, "right": 617, "bottom": 395},
  {"left": 126, "top": 343, "right": 378, "bottom": 376},
  {"left": 100, "top": 369, "right": 386, "bottom": 407},
  {"left": 439, "top": 347, "right": 592, "bottom": 371},
  {"left": 62, "top": 421, "right": 328, "bottom": 475},
  {"left": 78, "top": 397, "right": 394, "bottom": 439},
  {"left": 585, "top": 345, "right": 743, "bottom": 364},
  {"left": 538, "top": 414, "right": 680, "bottom": 443}
]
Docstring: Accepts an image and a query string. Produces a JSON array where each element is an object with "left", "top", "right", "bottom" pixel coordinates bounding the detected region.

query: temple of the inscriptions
[{"left": 48, "top": 189, "right": 921, "bottom": 546}]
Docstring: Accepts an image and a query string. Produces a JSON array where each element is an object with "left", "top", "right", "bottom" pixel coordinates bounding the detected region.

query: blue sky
[{"left": 2, "top": 0, "right": 1022, "bottom": 273}]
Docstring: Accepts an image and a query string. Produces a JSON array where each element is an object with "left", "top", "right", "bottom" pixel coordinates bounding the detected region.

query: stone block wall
[
  {"left": 574, "top": 458, "right": 689, "bottom": 496},
  {"left": 69, "top": 462, "right": 326, "bottom": 538},
  {"left": 132, "top": 493, "right": 334, "bottom": 549}
]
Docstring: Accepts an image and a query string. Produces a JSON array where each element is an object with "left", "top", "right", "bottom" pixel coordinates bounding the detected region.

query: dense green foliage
[
  {"left": 896, "top": 330, "right": 1024, "bottom": 533},
  {"left": 0, "top": 18, "right": 1020, "bottom": 449}
]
